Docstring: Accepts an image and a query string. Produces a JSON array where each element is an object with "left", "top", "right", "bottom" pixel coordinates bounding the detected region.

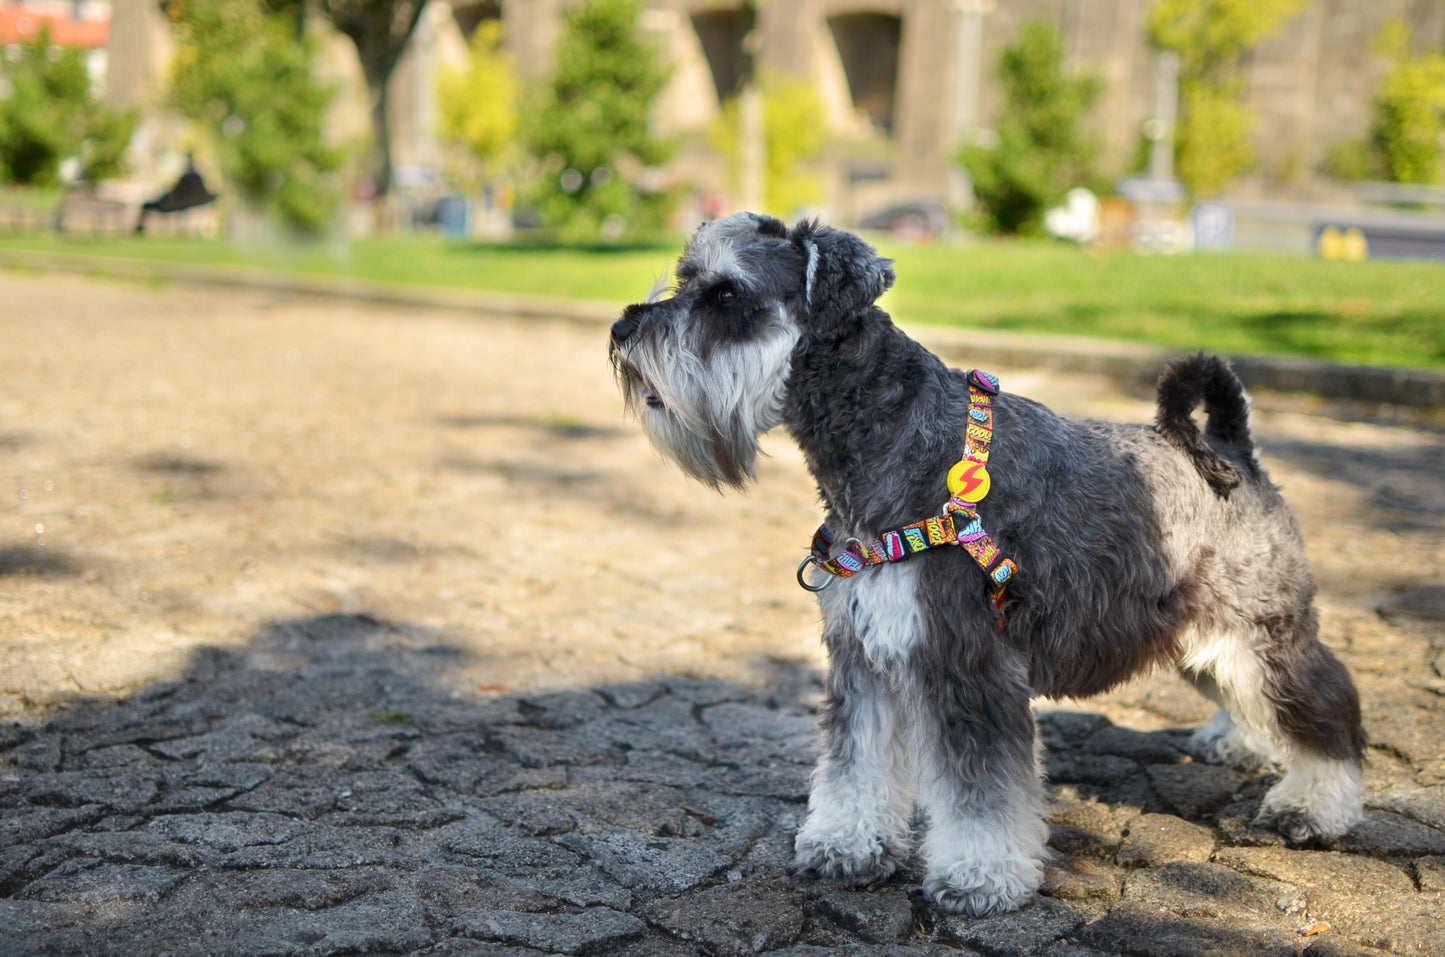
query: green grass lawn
[
  {"left": 0, "top": 231, "right": 672, "bottom": 304},
  {"left": 2, "top": 230, "right": 1441, "bottom": 369},
  {"left": 878, "top": 241, "right": 1445, "bottom": 370}
]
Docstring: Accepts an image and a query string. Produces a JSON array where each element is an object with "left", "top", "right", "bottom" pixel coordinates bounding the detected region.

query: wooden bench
[{"left": 53, "top": 193, "right": 131, "bottom": 236}]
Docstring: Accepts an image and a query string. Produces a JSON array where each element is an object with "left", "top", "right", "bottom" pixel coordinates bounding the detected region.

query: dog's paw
[
  {"left": 1254, "top": 755, "right": 1364, "bottom": 844},
  {"left": 1253, "top": 798, "right": 1361, "bottom": 845},
  {"left": 1252, "top": 804, "right": 1330, "bottom": 845},
  {"left": 1187, "top": 710, "right": 1273, "bottom": 771},
  {"left": 1188, "top": 731, "right": 1270, "bottom": 772},
  {"left": 922, "top": 859, "right": 1038, "bottom": 916},
  {"left": 792, "top": 835, "right": 903, "bottom": 886}
]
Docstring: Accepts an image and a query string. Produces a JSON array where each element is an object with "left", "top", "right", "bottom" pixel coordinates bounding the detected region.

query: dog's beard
[{"left": 615, "top": 312, "right": 798, "bottom": 490}]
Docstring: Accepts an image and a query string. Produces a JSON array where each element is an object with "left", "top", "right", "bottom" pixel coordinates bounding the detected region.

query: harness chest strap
[{"left": 798, "top": 369, "right": 1018, "bottom": 616}]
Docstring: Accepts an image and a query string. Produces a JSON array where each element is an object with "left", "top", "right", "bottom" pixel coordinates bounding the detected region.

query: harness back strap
[{"left": 799, "top": 369, "right": 1018, "bottom": 620}]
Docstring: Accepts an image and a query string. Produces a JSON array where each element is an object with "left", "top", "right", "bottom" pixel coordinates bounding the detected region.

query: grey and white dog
[{"left": 609, "top": 213, "right": 1365, "bottom": 915}]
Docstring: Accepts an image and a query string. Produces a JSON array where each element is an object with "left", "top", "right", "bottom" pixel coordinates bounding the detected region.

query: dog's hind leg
[
  {"left": 1180, "top": 667, "right": 1276, "bottom": 771},
  {"left": 1181, "top": 618, "right": 1365, "bottom": 842},
  {"left": 1254, "top": 621, "right": 1366, "bottom": 842},
  {"left": 907, "top": 636, "right": 1047, "bottom": 916},
  {"left": 793, "top": 625, "right": 914, "bottom": 884}
]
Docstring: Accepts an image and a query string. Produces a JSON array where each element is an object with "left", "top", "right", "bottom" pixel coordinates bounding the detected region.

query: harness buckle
[{"left": 796, "top": 556, "right": 833, "bottom": 592}]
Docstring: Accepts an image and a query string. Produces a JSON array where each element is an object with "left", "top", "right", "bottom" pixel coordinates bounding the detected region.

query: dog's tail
[{"left": 1154, "top": 353, "right": 1257, "bottom": 497}]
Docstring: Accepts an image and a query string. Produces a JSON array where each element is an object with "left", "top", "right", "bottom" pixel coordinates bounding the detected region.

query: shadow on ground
[
  {"left": 1264, "top": 435, "right": 1445, "bottom": 530},
  {"left": 2, "top": 613, "right": 1442, "bottom": 955},
  {"left": 0, "top": 545, "right": 79, "bottom": 579}
]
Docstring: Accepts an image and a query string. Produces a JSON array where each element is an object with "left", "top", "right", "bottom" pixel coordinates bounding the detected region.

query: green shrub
[
  {"left": 521, "top": 0, "right": 673, "bottom": 241},
  {"left": 1321, "top": 139, "right": 1381, "bottom": 183},
  {"left": 0, "top": 27, "right": 137, "bottom": 186},
  {"left": 1320, "top": 21, "right": 1445, "bottom": 186},
  {"left": 959, "top": 20, "right": 1100, "bottom": 235},
  {"left": 167, "top": 0, "right": 344, "bottom": 233}
]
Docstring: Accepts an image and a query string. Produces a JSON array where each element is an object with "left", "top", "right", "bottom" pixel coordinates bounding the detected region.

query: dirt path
[
  {"left": 0, "top": 271, "right": 822, "bottom": 709},
  {"left": 2, "top": 270, "right": 1439, "bottom": 727}
]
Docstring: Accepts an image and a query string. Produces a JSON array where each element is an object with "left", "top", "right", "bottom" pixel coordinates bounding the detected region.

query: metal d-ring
[{"left": 796, "top": 556, "right": 833, "bottom": 592}]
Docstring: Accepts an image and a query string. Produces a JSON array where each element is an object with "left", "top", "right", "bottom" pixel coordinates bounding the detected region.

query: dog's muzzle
[
  {"left": 610, "top": 314, "right": 638, "bottom": 345},
  {"left": 611, "top": 310, "right": 664, "bottom": 409},
  {"left": 611, "top": 301, "right": 654, "bottom": 348}
]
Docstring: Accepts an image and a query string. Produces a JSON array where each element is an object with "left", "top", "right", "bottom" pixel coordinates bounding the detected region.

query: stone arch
[
  {"left": 690, "top": 6, "right": 758, "bottom": 104},
  {"left": 450, "top": 0, "right": 501, "bottom": 38},
  {"left": 826, "top": 11, "right": 902, "bottom": 135}
]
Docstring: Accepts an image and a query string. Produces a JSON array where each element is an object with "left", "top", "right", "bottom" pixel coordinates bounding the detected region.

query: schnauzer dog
[{"left": 609, "top": 213, "right": 1365, "bottom": 915}]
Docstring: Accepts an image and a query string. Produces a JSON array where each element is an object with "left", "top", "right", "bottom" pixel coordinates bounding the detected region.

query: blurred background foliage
[{"left": 0, "top": 0, "right": 1442, "bottom": 248}]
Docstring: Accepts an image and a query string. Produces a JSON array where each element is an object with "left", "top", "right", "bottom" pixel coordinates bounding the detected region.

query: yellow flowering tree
[
  {"left": 1150, "top": 0, "right": 1309, "bottom": 196},
  {"left": 435, "top": 20, "right": 519, "bottom": 186},
  {"left": 1370, "top": 20, "right": 1445, "bottom": 184},
  {"left": 710, "top": 74, "right": 827, "bottom": 219}
]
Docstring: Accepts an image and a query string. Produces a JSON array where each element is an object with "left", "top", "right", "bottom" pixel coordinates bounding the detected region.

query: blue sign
[{"left": 1192, "top": 203, "right": 1234, "bottom": 250}]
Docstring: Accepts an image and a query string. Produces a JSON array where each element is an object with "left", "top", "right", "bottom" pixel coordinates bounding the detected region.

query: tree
[
  {"left": 0, "top": 27, "right": 137, "bottom": 186},
  {"left": 1150, "top": 0, "right": 1309, "bottom": 196},
  {"left": 959, "top": 20, "right": 1100, "bottom": 235},
  {"left": 314, "top": 0, "right": 429, "bottom": 198},
  {"left": 709, "top": 73, "right": 827, "bottom": 218},
  {"left": 435, "top": 19, "right": 519, "bottom": 186},
  {"left": 168, "top": 0, "right": 344, "bottom": 232},
  {"left": 523, "top": 0, "right": 673, "bottom": 240}
]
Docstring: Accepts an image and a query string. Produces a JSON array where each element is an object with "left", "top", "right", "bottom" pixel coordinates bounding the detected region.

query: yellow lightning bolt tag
[{"left": 947, "top": 459, "right": 991, "bottom": 502}]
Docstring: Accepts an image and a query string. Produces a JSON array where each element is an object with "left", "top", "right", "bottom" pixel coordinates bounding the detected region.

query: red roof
[{"left": 0, "top": 8, "right": 109, "bottom": 50}]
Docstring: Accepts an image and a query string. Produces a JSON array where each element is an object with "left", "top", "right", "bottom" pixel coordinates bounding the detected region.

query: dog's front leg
[
  {"left": 793, "top": 633, "right": 913, "bottom": 884},
  {"left": 907, "top": 646, "right": 1048, "bottom": 916}
]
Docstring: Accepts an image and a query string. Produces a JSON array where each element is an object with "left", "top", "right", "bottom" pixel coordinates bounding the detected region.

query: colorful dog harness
[{"left": 797, "top": 369, "right": 1019, "bottom": 623}]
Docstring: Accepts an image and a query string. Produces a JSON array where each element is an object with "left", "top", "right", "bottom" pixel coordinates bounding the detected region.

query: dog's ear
[
  {"left": 749, "top": 213, "right": 789, "bottom": 238},
  {"left": 788, "top": 220, "right": 895, "bottom": 334}
]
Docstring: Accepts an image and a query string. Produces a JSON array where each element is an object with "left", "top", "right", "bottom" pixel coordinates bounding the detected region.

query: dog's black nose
[{"left": 611, "top": 314, "right": 638, "bottom": 343}]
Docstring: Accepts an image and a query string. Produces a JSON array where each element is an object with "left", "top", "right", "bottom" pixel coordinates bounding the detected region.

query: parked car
[{"left": 859, "top": 200, "right": 950, "bottom": 241}]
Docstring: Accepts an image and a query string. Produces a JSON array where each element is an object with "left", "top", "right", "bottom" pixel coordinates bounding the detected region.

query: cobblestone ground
[{"left": 0, "top": 271, "right": 1442, "bottom": 956}]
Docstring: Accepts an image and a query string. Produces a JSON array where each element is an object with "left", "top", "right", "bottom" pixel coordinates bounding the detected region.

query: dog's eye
[{"left": 713, "top": 285, "right": 738, "bottom": 306}]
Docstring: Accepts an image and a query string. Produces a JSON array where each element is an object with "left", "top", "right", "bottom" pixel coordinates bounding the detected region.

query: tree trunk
[
  {"left": 316, "top": 0, "right": 429, "bottom": 200},
  {"left": 367, "top": 67, "right": 393, "bottom": 198}
]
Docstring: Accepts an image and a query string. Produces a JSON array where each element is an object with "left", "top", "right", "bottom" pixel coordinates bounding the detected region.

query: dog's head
[{"left": 609, "top": 212, "right": 894, "bottom": 489}]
